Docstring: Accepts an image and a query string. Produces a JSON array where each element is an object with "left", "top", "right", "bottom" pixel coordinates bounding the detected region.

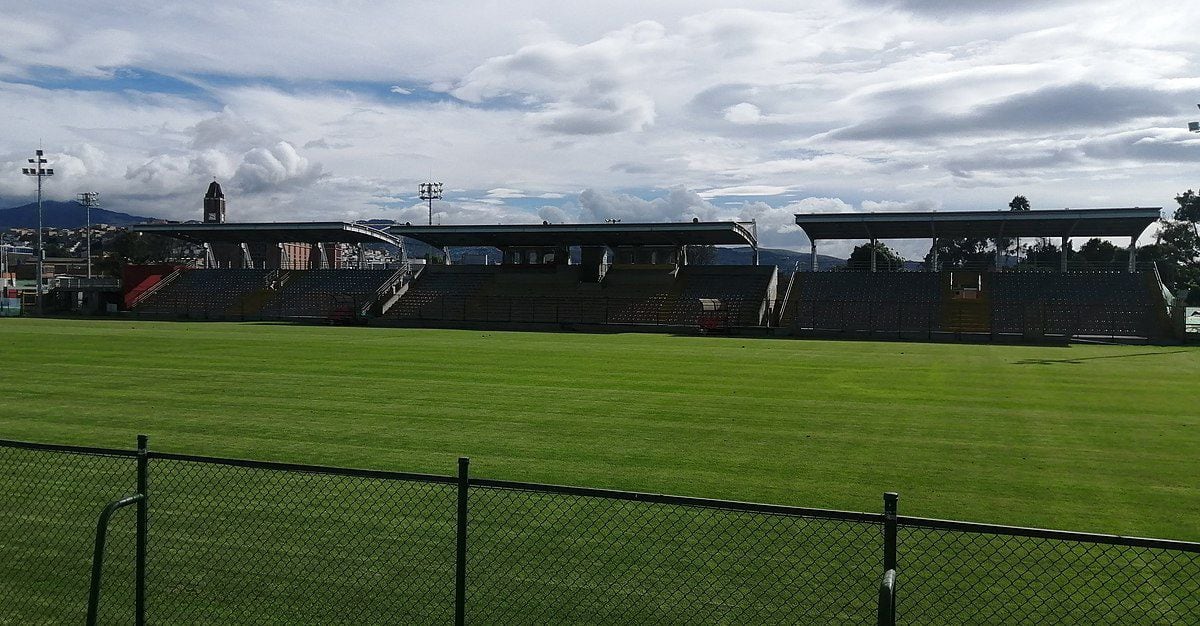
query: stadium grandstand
[
  {"left": 381, "top": 221, "right": 774, "bottom": 330},
  {"left": 119, "top": 183, "right": 1185, "bottom": 341},
  {"left": 128, "top": 221, "right": 410, "bottom": 322},
  {"left": 781, "top": 207, "right": 1177, "bottom": 341}
]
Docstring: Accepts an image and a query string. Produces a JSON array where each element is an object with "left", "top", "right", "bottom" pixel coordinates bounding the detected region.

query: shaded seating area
[
  {"left": 784, "top": 206, "right": 1172, "bottom": 341},
  {"left": 383, "top": 221, "right": 774, "bottom": 329},
  {"left": 132, "top": 269, "right": 275, "bottom": 319},
  {"left": 989, "top": 271, "right": 1160, "bottom": 337},
  {"left": 782, "top": 271, "right": 941, "bottom": 333},
  {"left": 261, "top": 269, "right": 404, "bottom": 319}
]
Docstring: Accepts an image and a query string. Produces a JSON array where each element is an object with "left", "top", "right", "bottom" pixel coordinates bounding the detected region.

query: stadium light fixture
[
  {"left": 418, "top": 181, "right": 443, "bottom": 225},
  {"left": 21, "top": 149, "right": 53, "bottom": 315},
  {"left": 1190, "top": 104, "right": 1200, "bottom": 133},
  {"left": 77, "top": 192, "right": 100, "bottom": 279}
]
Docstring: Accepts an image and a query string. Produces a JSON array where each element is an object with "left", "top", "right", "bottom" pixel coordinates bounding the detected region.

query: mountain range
[{"left": 0, "top": 200, "right": 155, "bottom": 230}]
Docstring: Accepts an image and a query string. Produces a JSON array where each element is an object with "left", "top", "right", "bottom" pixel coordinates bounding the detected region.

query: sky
[{"left": 0, "top": 0, "right": 1197, "bottom": 256}]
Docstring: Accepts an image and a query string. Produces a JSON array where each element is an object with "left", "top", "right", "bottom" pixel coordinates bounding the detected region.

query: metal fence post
[
  {"left": 136, "top": 434, "right": 148, "bottom": 626},
  {"left": 884, "top": 492, "right": 898, "bottom": 571},
  {"left": 455, "top": 456, "right": 470, "bottom": 626}
]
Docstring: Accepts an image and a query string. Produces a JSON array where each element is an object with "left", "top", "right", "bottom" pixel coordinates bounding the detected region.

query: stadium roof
[
  {"left": 793, "top": 208, "right": 1162, "bottom": 241},
  {"left": 132, "top": 222, "right": 403, "bottom": 246},
  {"left": 388, "top": 221, "right": 758, "bottom": 248}
]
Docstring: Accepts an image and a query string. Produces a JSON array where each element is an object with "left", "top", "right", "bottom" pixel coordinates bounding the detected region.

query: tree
[
  {"left": 845, "top": 241, "right": 904, "bottom": 271},
  {"left": 1174, "top": 190, "right": 1200, "bottom": 237},
  {"left": 1075, "top": 238, "right": 1128, "bottom": 269},
  {"left": 94, "top": 231, "right": 180, "bottom": 276},
  {"left": 995, "top": 196, "right": 1031, "bottom": 263},
  {"left": 924, "top": 236, "right": 991, "bottom": 269},
  {"left": 1132, "top": 191, "right": 1200, "bottom": 304},
  {"left": 1019, "top": 238, "right": 1059, "bottom": 268}
]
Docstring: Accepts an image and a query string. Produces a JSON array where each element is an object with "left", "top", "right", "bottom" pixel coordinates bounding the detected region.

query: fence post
[
  {"left": 883, "top": 492, "right": 898, "bottom": 571},
  {"left": 136, "top": 434, "right": 148, "bottom": 626},
  {"left": 455, "top": 456, "right": 470, "bottom": 626}
]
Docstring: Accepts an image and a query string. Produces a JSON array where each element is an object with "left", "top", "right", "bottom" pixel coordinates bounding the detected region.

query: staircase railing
[{"left": 129, "top": 267, "right": 185, "bottom": 309}]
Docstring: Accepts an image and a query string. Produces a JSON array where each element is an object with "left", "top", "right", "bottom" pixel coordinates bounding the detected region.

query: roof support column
[
  {"left": 810, "top": 239, "right": 818, "bottom": 272},
  {"left": 1128, "top": 235, "right": 1138, "bottom": 273},
  {"left": 204, "top": 243, "right": 215, "bottom": 269},
  {"left": 1060, "top": 234, "right": 1069, "bottom": 272},
  {"left": 278, "top": 243, "right": 291, "bottom": 270},
  {"left": 870, "top": 238, "right": 877, "bottom": 272},
  {"left": 929, "top": 238, "right": 938, "bottom": 272},
  {"left": 995, "top": 237, "right": 1003, "bottom": 269},
  {"left": 240, "top": 243, "right": 253, "bottom": 269},
  {"left": 358, "top": 243, "right": 366, "bottom": 269},
  {"left": 752, "top": 243, "right": 759, "bottom": 266}
]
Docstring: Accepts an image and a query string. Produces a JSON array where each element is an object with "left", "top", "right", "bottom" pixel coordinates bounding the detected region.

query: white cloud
[
  {"left": 0, "top": 0, "right": 1195, "bottom": 248},
  {"left": 723, "top": 102, "right": 762, "bottom": 124}
]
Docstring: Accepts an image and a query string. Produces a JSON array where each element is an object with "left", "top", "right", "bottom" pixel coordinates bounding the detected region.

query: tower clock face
[{"left": 207, "top": 212, "right": 217, "bottom": 221}]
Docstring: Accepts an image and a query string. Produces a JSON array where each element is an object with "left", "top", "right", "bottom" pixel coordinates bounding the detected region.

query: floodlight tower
[
  {"left": 21, "top": 149, "right": 54, "bottom": 315},
  {"left": 419, "top": 181, "right": 443, "bottom": 225},
  {"left": 1189, "top": 104, "right": 1200, "bottom": 133},
  {"left": 77, "top": 192, "right": 99, "bottom": 278}
]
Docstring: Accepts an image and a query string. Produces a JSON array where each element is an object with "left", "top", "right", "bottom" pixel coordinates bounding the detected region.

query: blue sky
[{"left": 0, "top": 0, "right": 1197, "bottom": 255}]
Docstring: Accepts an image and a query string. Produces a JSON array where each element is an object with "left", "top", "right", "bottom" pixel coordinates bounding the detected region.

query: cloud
[
  {"left": 0, "top": 2, "right": 1196, "bottom": 230},
  {"left": 724, "top": 102, "right": 762, "bottom": 124},
  {"left": 829, "top": 83, "right": 1188, "bottom": 141},
  {"left": 578, "top": 186, "right": 720, "bottom": 222},
  {"left": 233, "top": 142, "right": 323, "bottom": 193}
]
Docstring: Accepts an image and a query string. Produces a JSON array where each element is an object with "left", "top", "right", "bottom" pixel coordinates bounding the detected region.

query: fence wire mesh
[
  {"left": 2, "top": 440, "right": 1200, "bottom": 625},
  {"left": 147, "top": 458, "right": 457, "bottom": 624},
  {"left": 897, "top": 523, "right": 1200, "bottom": 625},
  {"left": 0, "top": 445, "right": 137, "bottom": 625},
  {"left": 467, "top": 484, "right": 881, "bottom": 624}
]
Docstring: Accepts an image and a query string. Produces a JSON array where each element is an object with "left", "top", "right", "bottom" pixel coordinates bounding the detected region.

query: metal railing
[{"left": 1, "top": 436, "right": 1198, "bottom": 624}]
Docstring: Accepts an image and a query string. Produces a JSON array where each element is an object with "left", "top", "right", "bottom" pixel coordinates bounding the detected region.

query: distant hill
[
  {"left": 0, "top": 200, "right": 157, "bottom": 229},
  {"left": 714, "top": 246, "right": 844, "bottom": 270}
]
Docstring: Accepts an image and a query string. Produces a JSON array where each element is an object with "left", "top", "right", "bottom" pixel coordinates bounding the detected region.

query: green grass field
[{"left": 2, "top": 317, "right": 1197, "bottom": 540}]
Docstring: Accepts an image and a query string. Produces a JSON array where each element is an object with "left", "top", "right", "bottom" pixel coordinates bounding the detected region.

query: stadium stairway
[{"left": 941, "top": 272, "right": 990, "bottom": 334}]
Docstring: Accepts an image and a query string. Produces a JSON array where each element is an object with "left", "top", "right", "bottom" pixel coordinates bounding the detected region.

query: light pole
[
  {"left": 77, "top": 192, "right": 99, "bottom": 279},
  {"left": 21, "top": 149, "right": 54, "bottom": 315},
  {"left": 419, "top": 182, "right": 443, "bottom": 226},
  {"left": 1189, "top": 104, "right": 1199, "bottom": 133}
]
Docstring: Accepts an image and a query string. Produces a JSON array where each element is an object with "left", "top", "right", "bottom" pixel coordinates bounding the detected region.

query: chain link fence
[{"left": 1, "top": 437, "right": 1198, "bottom": 624}]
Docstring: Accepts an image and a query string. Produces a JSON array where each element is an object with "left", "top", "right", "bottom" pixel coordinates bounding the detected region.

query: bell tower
[{"left": 203, "top": 180, "right": 226, "bottom": 223}]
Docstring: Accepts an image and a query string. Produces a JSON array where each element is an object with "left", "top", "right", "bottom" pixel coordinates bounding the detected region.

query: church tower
[{"left": 203, "top": 180, "right": 226, "bottom": 223}]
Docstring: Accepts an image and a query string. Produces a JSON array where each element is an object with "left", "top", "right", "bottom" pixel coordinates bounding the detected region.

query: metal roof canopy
[
  {"left": 131, "top": 222, "right": 404, "bottom": 246},
  {"left": 388, "top": 221, "right": 758, "bottom": 248},
  {"left": 793, "top": 208, "right": 1162, "bottom": 241}
]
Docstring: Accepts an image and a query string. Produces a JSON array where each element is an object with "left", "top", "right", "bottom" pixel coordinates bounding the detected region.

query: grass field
[{"left": 1, "top": 317, "right": 1198, "bottom": 541}]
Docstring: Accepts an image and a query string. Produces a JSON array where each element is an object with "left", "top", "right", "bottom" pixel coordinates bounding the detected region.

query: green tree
[
  {"left": 924, "top": 237, "right": 991, "bottom": 269},
  {"left": 1076, "top": 238, "right": 1128, "bottom": 269},
  {"left": 1008, "top": 195, "right": 1031, "bottom": 211},
  {"left": 845, "top": 241, "right": 904, "bottom": 271}
]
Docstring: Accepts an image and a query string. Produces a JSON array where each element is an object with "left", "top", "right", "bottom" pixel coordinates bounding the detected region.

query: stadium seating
[
  {"left": 132, "top": 269, "right": 275, "bottom": 319},
  {"left": 782, "top": 271, "right": 941, "bottom": 333},
  {"left": 132, "top": 268, "right": 405, "bottom": 321},
  {"left": 989, "top": 271, "right": 1159, "bottom": 337},
  {"left": 779, "top": 269, "right": 1164, "bottom": 339},
  {"left": 260, "top": 269, "right": 403, "bottom": 319},
  {"left": 385, "top": 263, "right": 777, "bottom": 327}
]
